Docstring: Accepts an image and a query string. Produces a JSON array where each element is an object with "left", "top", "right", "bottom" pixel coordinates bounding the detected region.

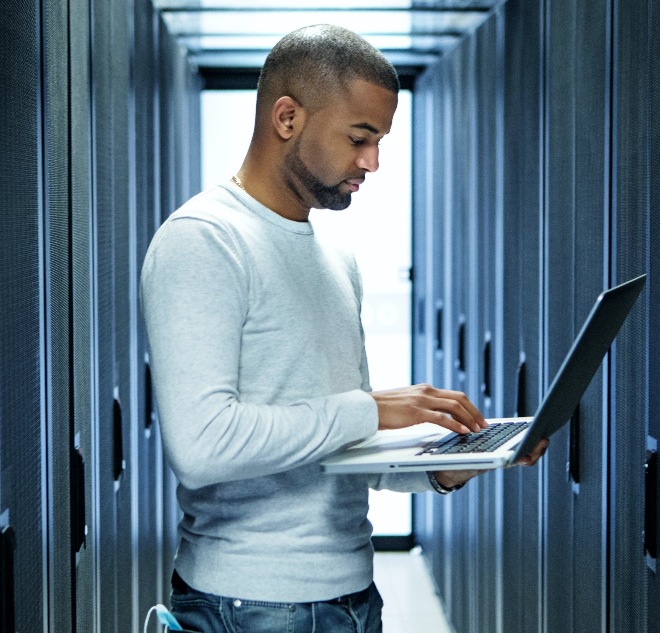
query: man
[{"left": 140, "top": 24, "right": 548, "bottom": 633}]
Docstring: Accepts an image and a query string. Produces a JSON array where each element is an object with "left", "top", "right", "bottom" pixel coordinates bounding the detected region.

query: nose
[{"left": 356, "top": 145, "right": 379, "bottom": 173}]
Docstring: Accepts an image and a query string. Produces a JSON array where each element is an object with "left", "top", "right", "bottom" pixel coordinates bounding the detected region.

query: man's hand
[
  {"left": 514, "top": 437, "right": 550, "bottom": 466},
  {"left": 432, "top": 437, "right": 550, "bottom": 489},
  {"left": 370, "top": 384, "right": 488, "bottom": 433}
]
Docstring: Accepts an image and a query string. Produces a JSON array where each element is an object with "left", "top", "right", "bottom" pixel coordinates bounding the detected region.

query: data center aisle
[{"left": 374, "top": 550, "right": 454, "bottom": 633}]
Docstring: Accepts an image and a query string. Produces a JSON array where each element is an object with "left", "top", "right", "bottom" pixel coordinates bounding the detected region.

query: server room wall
[
  {"left": 0, "top": 1, "right": 200, "bottom": 631},
  {"left": 412, "top": 2, "right": 658, "bottom": 633}
]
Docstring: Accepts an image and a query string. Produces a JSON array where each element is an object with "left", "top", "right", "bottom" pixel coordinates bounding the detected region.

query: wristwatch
[{"left": 427, "top": 472, "right": 466, "bottom": 494}]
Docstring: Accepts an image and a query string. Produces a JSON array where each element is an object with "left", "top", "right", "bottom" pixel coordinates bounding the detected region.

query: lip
[{"left": 345, "top": 178, "right": 365, "bottom": 193}]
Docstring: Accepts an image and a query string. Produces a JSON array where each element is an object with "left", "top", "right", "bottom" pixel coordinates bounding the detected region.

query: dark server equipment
[
  {"left": 648, "top": 3, "right": 660, "bottom": 631},
  {"left": 609, "top": 1, "right": 654, "bottom": 631},
  {"left": 412, "top": 1, "right": 657, "bottom": 633},
  {"left": 1, "top": 0, "right": 49, "bottom": 631},
  {"left": 0, "top": 0, "right": 199, "bottom": 630},
  {"left": 543, "top": 2, "right": 612, "bottom": 631}
]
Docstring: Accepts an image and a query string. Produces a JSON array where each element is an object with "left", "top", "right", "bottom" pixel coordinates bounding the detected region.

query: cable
[
  {"left": 143, "top": 603, "right": 183, "bottom": 632},
  {"left": 143, "top": 605, "right": 159, "bottom": 633}
]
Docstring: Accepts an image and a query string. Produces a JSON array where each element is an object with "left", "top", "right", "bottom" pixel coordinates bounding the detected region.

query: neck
[{"left": 235, "top": 149, "right": 312, "bottom": 222}]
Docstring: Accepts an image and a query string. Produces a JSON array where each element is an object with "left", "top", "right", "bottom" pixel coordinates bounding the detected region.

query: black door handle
[
  {"left": 455, "top": 316, "right": 466, "bottom": 376},
  {"left": 145, "top": 360, "right": 154, "bottom": 430},
  {"left": 71, "top": 447, "right": 86, "bottom": 553},
  {"left": 567, "top": 405, "right": 580, "bottom": 487},
  {"left": 0, "top": 524, "right": 16, "bottom": 632},
  {"left": 436, "top": 302, "right": 444, "bottom": 352},
  {"left": 646, "top": 447, "right": 658, "bottom": 560},
  {"left": 481, "top": 334, "right": 492, "bottom": 399},
  {"left": 113, "top": 395, "right": 125, "bottom": 482}
]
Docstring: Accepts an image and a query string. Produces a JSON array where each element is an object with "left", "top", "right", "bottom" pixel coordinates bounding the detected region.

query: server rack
[
  {"left": 0, "top": 1, "right": 200, "bottom": 630},
  {"left": 0, "top": 1, "right": 47, "bottom": 630},
  {"left": 609, "top": 1, "right": 653, "bottom": 631},
  {"left": 411, "top": 1, "right": 658, "bottom": 633}
]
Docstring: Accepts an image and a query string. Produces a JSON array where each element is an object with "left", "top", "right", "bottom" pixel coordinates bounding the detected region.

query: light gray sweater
[{"left": 140, "top": 182, "right": 435, "bottom": 602}]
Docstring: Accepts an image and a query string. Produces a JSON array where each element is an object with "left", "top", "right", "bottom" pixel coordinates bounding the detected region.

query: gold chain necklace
[{"left": 231, "top": 175, "right": 246, "bottom": 191}]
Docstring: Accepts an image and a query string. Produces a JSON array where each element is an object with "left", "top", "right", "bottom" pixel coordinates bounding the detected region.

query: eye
[{"left": 349, "top": 136, "right": 366, "bottom": 146}]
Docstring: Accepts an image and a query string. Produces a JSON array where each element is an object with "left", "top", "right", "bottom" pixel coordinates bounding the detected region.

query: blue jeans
[{"left": 169, "top": 570, "right": 383, "bottom": 633}]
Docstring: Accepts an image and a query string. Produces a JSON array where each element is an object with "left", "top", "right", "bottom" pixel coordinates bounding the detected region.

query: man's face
[{"left": 282, "top": 79, "right": 398, "bottom": 211}]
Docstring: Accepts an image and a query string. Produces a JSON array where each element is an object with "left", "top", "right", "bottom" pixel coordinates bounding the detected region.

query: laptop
[{"left": 321, "top": 274, "right": 646, "bottom": 474}]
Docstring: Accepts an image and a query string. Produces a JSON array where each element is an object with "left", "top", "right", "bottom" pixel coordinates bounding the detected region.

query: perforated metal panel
[
  {"left": 611, "top": 0, "right": 651, "bottom": 631},
  {"left": 70, "top": 0, "right": 96, "bottom": 629},
  {"left": 500, "top": 2, "right": 544, "bottom": 632},
  {"left": 443, "top": 41, "right": 478, "bottom": 633},
  {"left": 110, "top": 1, "right": 137, "bottom": 630},
  {"left": 569, "top": 3, "right": 611, "bottom": 631},
  {"left": 648, "top": 2, "right": 660, "bottom": 630},
  {"left": 541, "top": 3, "right": 612, "bottom": 633},
  {"left": 133, "top": 0, "right": 165, "bottom": 623},
  {"left": 43, "top": 0, "right": 75, "bottom": 629},
  {"left": 0, "top": 1, "right": 47, "bottom": 631},
  {"left": 411, "top": 67, "right": 434, "bottom": 561},
  {"left": 90, "top": 0, "right": 124, "bottom": 629},
  {"left": 2, "top": 1, "right": 201, "bottom": 631},
  {"left": 472, "top": 13, "right": 503, "bottom": 633},
  {"left": 412, "top": 2, "right": 655, "bottom": 633}
]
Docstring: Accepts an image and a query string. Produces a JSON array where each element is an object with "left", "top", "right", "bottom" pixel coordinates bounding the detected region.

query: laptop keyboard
[{"left": 418, "top": 421, "right": 531, "bottom": 455}]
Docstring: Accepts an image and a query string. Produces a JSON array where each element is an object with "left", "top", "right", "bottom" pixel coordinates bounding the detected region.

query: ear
[{"left": 272, "top": 96, "right": 305, "bottom": 140}]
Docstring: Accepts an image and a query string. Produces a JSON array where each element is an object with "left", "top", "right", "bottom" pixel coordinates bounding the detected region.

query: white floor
[{"left": 373, "top": 549, "right": 455, "bottom": 633}]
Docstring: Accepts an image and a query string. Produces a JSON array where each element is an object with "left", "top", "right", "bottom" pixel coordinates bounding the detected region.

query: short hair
[{"left": 256, "top": 24, "right": 399, "bottom": 119}]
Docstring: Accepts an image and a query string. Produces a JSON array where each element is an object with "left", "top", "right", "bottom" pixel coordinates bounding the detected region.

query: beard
[{"left": 282, "top": 136, "right": 353, "bottom": 211}]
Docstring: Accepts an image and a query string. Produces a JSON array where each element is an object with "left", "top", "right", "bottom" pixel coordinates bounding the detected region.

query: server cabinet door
[
  {"left": 110, "top": 2, "right": 138, "bottom": 630},
  {"left": 501, "top": 1, "right": 544, "bottom": 631},
  {"left": 411, "top": 71, "right": 431, "bottom": 390},
  {"left": 445, "top": 42, "right": 480, "bottom": 633},
  {"left": 0, "top": 1, "right": 48, "bottom": 630},
  {"left": 569, "top": 20, "right": 611, "bottom": 631},
  {"left": 134, "top": 0, "right": 167, "bottom": 620},
  {"left": 648, "top": 3, "right": 660, "bottom": 630},
  {"left": 69, "top": 0, "right": 97, "bottom": 630},
  {"left": 610, "top": 1, "right": 652, "bottom": 631},
  {"left": 429, "top": 61, "right": 455, "bottom": 611},
  {"left": 412, "top": 60, "right": 463, "bottom": 609},
  {"left": 92, "top": 1, "right": 126, "bottom": 629},
  {"left": 472, "top": 12, "right": 505, "bottom": 633},
  {"left": 42, "top": 0, "right": 76, "bottom": 629},
  {"left": 543, "top": 3, "right": 611, "bottom": 633},
  {"left": 411, "top": 69, "right": 438, "bottom": 557}
]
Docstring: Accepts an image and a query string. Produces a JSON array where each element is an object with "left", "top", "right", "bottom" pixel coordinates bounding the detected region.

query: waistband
[{"left": 171, "top": 569, "right": 371, "bottom": 605}]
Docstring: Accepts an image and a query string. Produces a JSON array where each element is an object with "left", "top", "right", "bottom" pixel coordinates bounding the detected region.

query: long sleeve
[{"left": 140, "top": 213, "right": 378, "bottom": 490}]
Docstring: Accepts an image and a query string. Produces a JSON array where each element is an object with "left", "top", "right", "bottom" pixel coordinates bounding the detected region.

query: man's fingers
[
  {"left": 424, "top": 397, "right": 484, "bottom": 433},
  {"left": 422, "top": 387, "right": 488, "bottom": 430},
  {"left": 371, "top": 385, "right": 487, "bottom": 433},
  {"left": 422, "top": 409, "right": 473, "bottom": 435},
  {"left": 517, "top": 438, "right": 550, "bottom": 465}
]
